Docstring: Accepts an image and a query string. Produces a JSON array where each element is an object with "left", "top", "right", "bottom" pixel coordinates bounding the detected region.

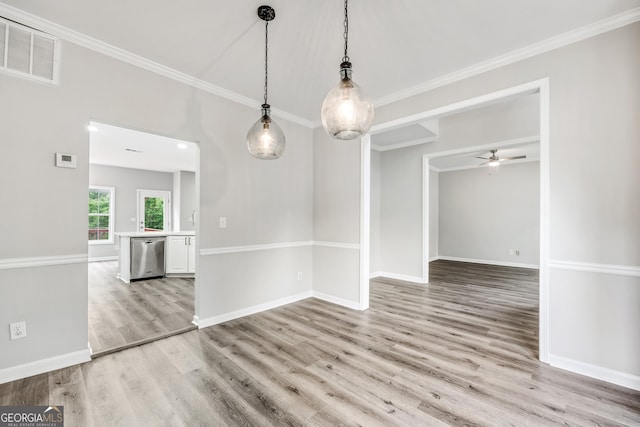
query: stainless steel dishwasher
[{"left": 130, "top": 237, "right": 165, "bottom": 280}]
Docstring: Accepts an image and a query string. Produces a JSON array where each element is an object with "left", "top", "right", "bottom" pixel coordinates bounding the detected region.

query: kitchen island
[{"left": 116, "top": 231, "right": 196, "bottom": 283}]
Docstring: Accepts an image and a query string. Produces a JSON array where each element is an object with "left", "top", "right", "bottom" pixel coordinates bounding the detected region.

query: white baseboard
[
  {"left": 435, "top": 256, "right": 539, "bottom": 270},
  {"left": 312, "top": 291, "right": 363, "bottom": 310},
  {"left": 0, "top": 349, "right": 91, "bottom": 385},
  {"left": 548, "top": 354, "right": 640, "bottom": 391},
  {"left": 428, "top": 256, "right": 440, "bottom": 262},
  {"left": 195, "top": 290, "right": 313, "bottom": 328},
  {"left": 88, "top": 256, "right": 118, "bottom": 263},
  {"left": 370, "top": 271, "right": 426, "bottom": 284}
]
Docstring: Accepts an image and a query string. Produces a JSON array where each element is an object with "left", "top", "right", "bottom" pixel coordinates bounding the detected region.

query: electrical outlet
[
  {"left": 297, "top": 272, "right": 303, "bottom": 281},
  {"left": 508, "top": 249, "right": 514, "bottom": 255},
  {"left": 515, "top": 250, "right": 520, "bottom": 256},
  {"left": 10, "top": 321, "right": 26, "bottom": 340},
  {"left": 219, "top": 217, "right": 227, "bottom": 228}
]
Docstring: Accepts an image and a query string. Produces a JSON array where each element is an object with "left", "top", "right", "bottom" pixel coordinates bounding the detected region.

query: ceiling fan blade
[
  {"left": 500, "top": 155, "right": 527, "bottom": 161},
  {"left": 478, "top": 161, "right": 488, "bottom": 166},
  {"left": 476, "top": 156, "right": 489, "bottom": 160}
]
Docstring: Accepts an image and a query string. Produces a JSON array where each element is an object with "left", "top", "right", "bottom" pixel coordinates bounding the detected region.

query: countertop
[{"left": 115, "top": 231, "right": 195, "bottom": 238}]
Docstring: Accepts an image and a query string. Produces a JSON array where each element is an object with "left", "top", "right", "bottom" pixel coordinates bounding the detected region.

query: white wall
[
  {"left": 0, "top": 39, "right": 313, "bottom": 381},
  {"left": 429, "top": 169, "right": 439, "bottom": 260},
  {"left": 370, "top": 150, "right": 381, "bottom": 273},
  {"left": 88, "top": 164, "right": 174, "bottom": 260},
  {"left": 378, "top": 146, "right": 425, "bottom": 281},
  {"left": 438, "top": 161, "right": 540, "bottom": 267},
  {"left": 313, "top": 129, "right": 362, "bottom": 306}
]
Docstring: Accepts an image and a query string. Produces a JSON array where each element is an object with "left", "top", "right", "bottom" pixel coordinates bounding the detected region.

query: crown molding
[
  {"left": 2, "top": 3, "right": 638, "bottom": 128},
  {"left": 374, "top": 7, "right": 640, "bottom": 108},
  {"left": 0, "top": 3, "right": 314, "bottom": 128}
]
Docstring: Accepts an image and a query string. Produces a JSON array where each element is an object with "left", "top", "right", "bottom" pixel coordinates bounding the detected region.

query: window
[{"left": 88, "top": 186, "right": 115, "bottom": 244}]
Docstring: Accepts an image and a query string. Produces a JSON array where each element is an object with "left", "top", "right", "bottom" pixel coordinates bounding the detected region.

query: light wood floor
[
  {"left": 2, "top": 260, "right": 639, "bottom": 425},
  {"left": 88, "top": 261, "right": 195, "bottom": 356}
]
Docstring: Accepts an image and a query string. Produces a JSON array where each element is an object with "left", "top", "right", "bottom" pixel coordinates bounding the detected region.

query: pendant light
[
  {"left": 321, "top": 0, "right": 374, "bottom": 140},
  {"left": 247, "top": 5, "right": 285, "bottom": 160}
]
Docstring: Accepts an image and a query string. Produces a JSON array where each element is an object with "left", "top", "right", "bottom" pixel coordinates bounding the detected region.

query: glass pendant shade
[
  {"left": 246, "top": 104, "right": 285, "bottom": 160},
  {"left": 321, "top": 62, "right": 374, "bottom": 140}
]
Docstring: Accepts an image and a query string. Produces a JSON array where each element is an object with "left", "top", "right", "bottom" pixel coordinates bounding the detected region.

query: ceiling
[
  {"left": 372, "top": 120, "right": 439, "bottom": 151},
  {"left": 1, "top": 0, "right": 638, "bottom": 124},
  {"left": 2, "top": 1, "right": 635, "bottom": 171},
  {"left": 89, "top": 122, "right": 197, "bottom": 173}
]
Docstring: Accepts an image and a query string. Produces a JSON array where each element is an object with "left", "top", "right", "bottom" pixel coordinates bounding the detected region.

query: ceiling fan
[{"left": 476, "top": 149, "right": 526, "bottom": 166}]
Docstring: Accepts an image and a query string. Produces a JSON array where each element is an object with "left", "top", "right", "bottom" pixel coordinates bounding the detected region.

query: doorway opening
[
  {"left": 363, "top": 78, "right": 549, "bottom": 362},
  {"left": 87, "top": 121, "right": 199, "bottom": 357}
]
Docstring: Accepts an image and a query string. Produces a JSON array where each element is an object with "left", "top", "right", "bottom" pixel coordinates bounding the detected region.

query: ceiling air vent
[{"left": 0, "top": 16, "right": 58, "bottom": 84}]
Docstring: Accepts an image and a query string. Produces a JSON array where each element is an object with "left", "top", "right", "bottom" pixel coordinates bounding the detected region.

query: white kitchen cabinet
[
  {"left": 188, "top": 237, "right": 196, "bottom": 273},
  {"left": 166, "top": 235, "right": 196, "bottom": 274}
]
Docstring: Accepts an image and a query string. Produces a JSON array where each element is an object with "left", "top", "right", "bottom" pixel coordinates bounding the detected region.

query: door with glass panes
[{"left": 137, "top": 189, "right": 171, "bottom": 232}]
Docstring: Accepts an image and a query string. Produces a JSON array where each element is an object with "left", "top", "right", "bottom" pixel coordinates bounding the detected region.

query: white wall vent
[{"left": 0, "top": 16, "right": 58, "bottom": 84}]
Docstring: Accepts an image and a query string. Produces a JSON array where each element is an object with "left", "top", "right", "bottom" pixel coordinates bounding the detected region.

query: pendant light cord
[
  {"left": 342, "top": 0, "right": 350, "bottom": 63},
  {"left": 264, "top": 20, "right": 269, "bottom": 105}
]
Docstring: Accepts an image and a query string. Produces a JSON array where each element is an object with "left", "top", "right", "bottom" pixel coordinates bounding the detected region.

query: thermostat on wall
[{"left": 55, "top": 152, "right": 77, "bottom": 168}]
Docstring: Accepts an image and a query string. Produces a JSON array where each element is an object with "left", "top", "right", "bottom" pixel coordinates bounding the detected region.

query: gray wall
[
  {"left": 88, "top": 164, "right": 174, "bottom": 260},
  {"left": 178, "top": 171, "right": 196, "bottom": 232},
  {"left": 0, "top": 39, "right": 313, "bottom": 375},
  {"left": 438, "top": 161, "right": 540, "bottom": 266}
]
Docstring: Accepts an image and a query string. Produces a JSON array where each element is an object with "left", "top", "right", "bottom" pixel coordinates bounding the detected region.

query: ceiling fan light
[{"left": 488, "top": 159, "right": 500, "bottom": 167}]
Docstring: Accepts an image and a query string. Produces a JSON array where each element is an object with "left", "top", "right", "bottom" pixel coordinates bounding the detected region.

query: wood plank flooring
[
  {"left": 2, "top": 260, "right": 639, "bottom": 426},
  {"left": 88, "top": 261, "right": 195, "bottom": 356}
]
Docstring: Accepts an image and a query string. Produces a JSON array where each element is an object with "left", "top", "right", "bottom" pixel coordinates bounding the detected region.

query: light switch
[{"left": 219, "top": 217, "right": 227, "bottom": 228}]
